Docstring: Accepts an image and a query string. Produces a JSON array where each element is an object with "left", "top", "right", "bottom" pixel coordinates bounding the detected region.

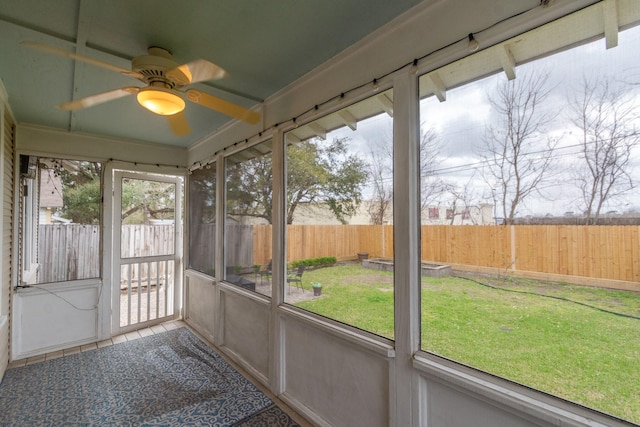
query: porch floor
[{"left": 6, "top": 320, "right": 312, "bottom": 426}]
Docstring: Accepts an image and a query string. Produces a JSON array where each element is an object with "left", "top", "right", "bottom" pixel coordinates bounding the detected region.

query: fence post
[{"left": 510, "top": 224, "right": 516, "bottom": 271}]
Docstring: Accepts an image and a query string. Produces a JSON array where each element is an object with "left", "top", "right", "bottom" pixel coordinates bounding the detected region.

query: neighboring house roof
[
  {"left": 290, "top": 201, "right": 495, "bottom": 225},
  {"left": 50, "top": 214, "right": 71, "bottom": 224},
  {"left": 512, "top": 215, "right": 640, "bottom": 225},
  {"left": 39, "top": 170, "right": 63, "bottom": 208}
]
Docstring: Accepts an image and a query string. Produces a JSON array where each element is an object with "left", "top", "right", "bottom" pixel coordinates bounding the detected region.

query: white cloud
[{"left": 325, "top": 25, "right": 640, "bottom": 217}]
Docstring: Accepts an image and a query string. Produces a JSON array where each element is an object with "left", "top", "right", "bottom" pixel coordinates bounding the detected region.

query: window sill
[
  {"left": 13, "top": 279, "right": 102, "bottom": 294},
  {"left": 278, "top": 304, "right": 395, "bottom": 358},
  {"left": 185, "top": 268, "right": 216, "bottom": 283},
  {"left": 412, "top": 352, "right": 626, "bottom": 427}
]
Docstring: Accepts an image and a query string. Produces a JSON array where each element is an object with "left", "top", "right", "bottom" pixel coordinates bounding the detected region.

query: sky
[{"left": 327, "top": 23, "right": 640, "bottom": 219}]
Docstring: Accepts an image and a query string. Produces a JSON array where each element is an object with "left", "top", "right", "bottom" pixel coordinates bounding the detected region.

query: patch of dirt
[
  {"left": 453, "top": 272, "right": 565, "bottom": 293},
  {"left": 344, "top": 274, "right": 394, "bottom": 285},
  {"left": 254, "top": 279, "right": 320, "bottom": 304}
]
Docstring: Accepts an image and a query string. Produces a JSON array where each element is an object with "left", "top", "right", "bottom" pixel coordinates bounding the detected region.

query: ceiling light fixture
[
  {"left": 468, "top": 33, "right": 479, "bottom": 52},
  {"left": 136, "top": 87, "right": 185, "bottom": 115}
]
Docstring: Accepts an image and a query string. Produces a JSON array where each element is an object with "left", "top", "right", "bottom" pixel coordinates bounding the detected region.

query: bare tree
[
  {"left": 480, "top": 72, "right": 558, "bottom": 224},
  {"left": 570, "top": 77, "right": 640, "bottom": 224},
  {"left": 367, "top": 126, "right": 450, "bottom": 224},
  {"left": 445, "top": 181, "right": 479, "bottom": 225},
  {"left": 367, "top": 145, "right": 393, "bottom": 224},
  {"left": 420, "top": 127, "right": 452, "bottom": 211}
]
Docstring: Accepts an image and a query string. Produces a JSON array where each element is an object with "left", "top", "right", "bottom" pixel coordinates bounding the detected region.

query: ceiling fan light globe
[{"left": 136, "top": 87, "right": 185, "bottom": 115}]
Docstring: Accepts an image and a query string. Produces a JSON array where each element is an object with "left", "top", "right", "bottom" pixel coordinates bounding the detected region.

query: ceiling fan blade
[
  {"left": 20, "top": 41, "right": 144, "bottom": 80},
  {"left": 166, "top": 59, "right": 228, "bottom": 86},
  {"left": 185, "top": 89, "right": 260, "bottom": 124},
  {"left": 166, "top": 111, "right": 191, "bottom": 136},
  {"left": 57, "top": 86, "right": 139, "bottom": 111}
]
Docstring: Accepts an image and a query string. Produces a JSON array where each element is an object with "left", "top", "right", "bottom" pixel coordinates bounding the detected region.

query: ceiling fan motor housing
[{"left": 131, "top": 47, "right": 190, "bottom": 88}]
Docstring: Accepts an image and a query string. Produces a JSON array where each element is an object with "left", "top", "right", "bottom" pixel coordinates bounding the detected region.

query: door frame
[{"left": 103, "top": 164, "right": 184, "bottom": 337}]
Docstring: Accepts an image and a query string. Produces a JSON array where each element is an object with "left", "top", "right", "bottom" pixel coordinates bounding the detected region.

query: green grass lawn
[
  {"left": 295, "top": 264, "right": 640, "bottom": 424},
  {"left": 296, "top": 264, "right": 395, "bottom": 338}
]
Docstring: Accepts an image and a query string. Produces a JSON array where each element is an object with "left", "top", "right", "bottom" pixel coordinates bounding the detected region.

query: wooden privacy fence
[
  {"left": 188, "top": 223, "right": 253, "bottom": 273},
  {"left": 38, "top": 224, "right": 100, "bottom": 283},
  {"left": 120, "top": 224, "right": 174, "bottom": 258},
  {"left": 253, "top": 224, "right": 640, "bottom": 285},
  {"left": 513, "top": 225, "right": 639, "bottom": 282},
  {"left": 38, "top": 224, "right": 179, "bottom": 283},
  {"left": 252, "top": 224, "right": 394, "bottom": 267},
  {"left": 226, "top": 224, "right": 254, "bottom": 268},
  {"left": 40, "top": 223, "right": 256, "bottom": 283},
  {"left": 119, "top": 225, "right": 175, "bottom": 291},
  {"left": 420, "top": 225, "right": 640, "bottom": 284},
  {"left": 39, "top": 224, "right": 640, "bottom": 286}
]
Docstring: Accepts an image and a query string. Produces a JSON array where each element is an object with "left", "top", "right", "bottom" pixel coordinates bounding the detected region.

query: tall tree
[
  {"left": 189, "top": 165, "right": 216, "bottom": 225},
  {"left": 188, "top": 165, "right": 217, "bottom": 273},
  {"left": 55, "top": 160, "right": 102, "bottom": 224},
  {"left": 226, "top": 137, "right": 368, "bottom": 224},
  {"left": 570, "top": 77, "right": 639, "bottom": 224},
  {"left": 226, "top": 145, "right": 273, "bottom": 223},
  {"left": 60, "top": 177, "right": 101, "bottom": 224},
  {"left": 61, "top": 176, "right": 175, "bottom": 224},
  {"left": 480, "top": 72, "right": 558, "bottom": 224},
  {"left": 56, "top": 159, "right": 176, "bottom": 224}
]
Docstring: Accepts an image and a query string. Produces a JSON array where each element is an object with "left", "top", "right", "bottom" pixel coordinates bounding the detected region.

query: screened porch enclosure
[{"left": 3, "top": 1, "right": 640, "bottom": 426}]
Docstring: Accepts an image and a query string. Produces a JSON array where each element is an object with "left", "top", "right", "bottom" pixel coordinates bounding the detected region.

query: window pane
[
  {"left": 24, "top": 158, "right": 101, "bottom": 284},
  {"left": 224, "top": 140, "right": 273, "bottom": 296},
  {"left": 188, "top": 164, "right": 216, "bottom": 276},
  {"left": 285, "top": 90, "right": 394, "bottom": 340},
  {"left": 419, "top": 24, "right": 640, "bottom": 423}
]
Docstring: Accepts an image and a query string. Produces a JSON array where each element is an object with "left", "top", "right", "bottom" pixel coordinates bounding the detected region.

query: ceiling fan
[{"left": 20, "top": 41, "right": 261, "bottom": 136}]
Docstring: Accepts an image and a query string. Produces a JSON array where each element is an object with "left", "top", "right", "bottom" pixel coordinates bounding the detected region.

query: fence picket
[{"left": 38, "top": 223, "right": 640, "bottom": 288}]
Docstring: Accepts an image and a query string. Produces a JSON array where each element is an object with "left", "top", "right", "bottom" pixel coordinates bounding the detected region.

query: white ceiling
[{"left": 0, "top": 0, "right": 423, "bottom": 147}]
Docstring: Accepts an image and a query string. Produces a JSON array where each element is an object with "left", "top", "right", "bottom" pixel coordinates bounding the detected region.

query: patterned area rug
[{"left": 0, "top": 328, "right": 300, "bottom": 426}]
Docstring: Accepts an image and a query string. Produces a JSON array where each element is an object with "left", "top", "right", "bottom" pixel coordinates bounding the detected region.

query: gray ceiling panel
[{"left": 0, "top": 0, "right": 422, "bottom": 147}]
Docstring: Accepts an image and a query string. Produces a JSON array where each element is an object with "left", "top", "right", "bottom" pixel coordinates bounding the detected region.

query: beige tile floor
[
  {"left": 6, "top": 320, "right": 312, "bottom": 426},
  {"left": 8, "top": 320, "right": 187, "bottom": 369}
]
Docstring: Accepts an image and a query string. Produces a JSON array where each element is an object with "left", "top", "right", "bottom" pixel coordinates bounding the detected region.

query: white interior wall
[
  {"left": 0, "top": 81, "right": 10, "bottom": 381},
  {"left": 183, "top": 272, "right": 217, "bottom": 343},
  {"left": 218, "top": 286, "right": 271, "bottom": 382},
  {"left": 281, "top": 312, "right": 394, "bottom": 427},
  {"left": 12, "top": 281, "right": 100, "bottom": 358},
  {"left": 17, "top": 124, "right": 188, "bottom": 167},
  {"left": 184, "top": 1, "right": 633, "bottom": 426},
  {"left": 0, "top": 317, "right": 7, "bottom": 380}
]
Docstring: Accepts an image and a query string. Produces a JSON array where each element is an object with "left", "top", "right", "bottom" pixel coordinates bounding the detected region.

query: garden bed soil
[{"left": 362, "top": 258, "right": 452, "bottom": 277}]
